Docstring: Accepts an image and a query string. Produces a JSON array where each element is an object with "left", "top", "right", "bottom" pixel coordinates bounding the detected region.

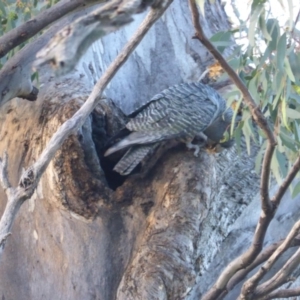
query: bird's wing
[
  {"left": 127, "top": 83, "right": 222, "bottom": 134},
  {"left": 105, "top": 83, "right": 225, "bottom": 156}
]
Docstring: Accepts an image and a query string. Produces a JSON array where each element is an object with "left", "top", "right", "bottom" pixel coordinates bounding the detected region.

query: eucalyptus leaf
[
  {"left": 279, "top": 132, "right": 297, "bottom": 152},
  {"left": 255, "top": 145, "right": 265, "bottom": 174},
  {"left": 0, "top": 2, "right": 6, "bottom": 16},
  {"left": 210, "top": 31, "right": 232, "bottom": 53},
  {"left": 292, "top": 181, "right": 300, "bottom": 199},
  {"left": 266, "top": 19, "right": 280, "bottom": 51},
  {"left": 276, "top": 149, "right": 287, "bottom": 178},
  {"left": 258, "top": 9, "right": 272, "bottom": 41},
  {"left": 271, "top": 153, "right": 282, "bottom": 184},
  {"left": 286, "top": 108, "right": 300, "bottom": 119},
  {"left": 284, "top": 57, "right": 296, "bottom": 82},
  {"left": 249, "top": 0, "right": 266, "bottom": 46},
  {"left": 281, "top": 99, "right": 291, "bottom": 130},
  {"left": 234, "top": 124, "right": 242, "bottom": 156},
  {"left": 195, "top": 0, "right": 205, "bottom": 16},
  {"left": 276, "top": 33, "right": 286, "bottom": 71}
]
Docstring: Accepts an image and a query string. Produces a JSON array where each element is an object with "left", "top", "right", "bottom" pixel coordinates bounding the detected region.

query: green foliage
[
  {"left": 195, "top": 0, "right": 216, "bottom": 16},
  {"left": 211, "top": 1, "right": 300, "bottom": 196},
  {"left": 0, "top": 0, "right": 59, "bottom": 88},
  {"left": 0, "top": 0, "right": 59, "bottom": 65}
]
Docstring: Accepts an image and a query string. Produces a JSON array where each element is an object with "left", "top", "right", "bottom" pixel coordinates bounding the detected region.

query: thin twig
[
  {"left": 188, "top": 0, "right": 276, "bottom": 210},
  {"left": 291, "top": 9, "right": 300, "bottom": 38},
  {"left": 204, "top": 153, "right": 300, "bottom": 299},
  {"left": 253, "top": 242, "right": 300, "bottom": 298},
  {"left": 237, "top": 156, "right": 300, "bottom": 298},
  {"left": 227, "top": 237, "right": 300, "bottom": 291},
  {"left": 239, "top": 220, "right": 300, "bottom": 299},
  {"left": 0, "top": 0, "right": 102, "bottom": 58},
  {"left": 258, "top": 287, "right": 300, "bottom": 300},
  {"left": 188, "top": 0, "right": 275, "bottom": 141}
]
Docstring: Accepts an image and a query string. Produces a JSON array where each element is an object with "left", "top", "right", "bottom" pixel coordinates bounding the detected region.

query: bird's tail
[
  {"left": 113, "top": 145, "right": 155, "bottom": 175},
  {"left": 104, "top": 130, "right": 181, "bottom": 157}
]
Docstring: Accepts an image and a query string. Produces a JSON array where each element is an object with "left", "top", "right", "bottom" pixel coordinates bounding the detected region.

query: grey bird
[{"left": 104, "top": 82, "right": 235, "bottom": 175}]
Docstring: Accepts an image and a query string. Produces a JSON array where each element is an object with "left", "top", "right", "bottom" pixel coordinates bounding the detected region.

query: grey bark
[{"left": 1, "top": 1, "right": 299, "bottom": 300}]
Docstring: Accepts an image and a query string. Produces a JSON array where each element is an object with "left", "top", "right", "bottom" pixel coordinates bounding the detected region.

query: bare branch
[
  {"left": 0, "top": 0, "right": 103, "bottom": 58},
  {"left": 227, "top": 237, "right": 300, "bottom": 291},
  {"left": 0, "top": 152, "right": 11, "bottom": 191},
  {"left": 260, "top": 143, "right": 275, "bottom": 210},
  {"left": 291, "top": 9, "right": 300, "bottom": 39},
  {"left": 239, "top": 220, "right": 300, "bottom": 299},
  {"left": 31, "top": 0, "right": 172, "bottom": 180},
  {"left": 0, "top": 0, "right": 173, "bottom": 260},
  {"left": 0, "top": 12, "right": 74, "bottom": 106},
  {"left": 35, "top": 0, "right": 165, "bottom": 75},
  {"left": 204, "top": 154, "right": 300, "bottom": 299},
  {"left": 253, "top": 239, "right": 300, "bottom": 298},
  {"left": 0, "top": 169, "right": 31, "bottom": 258},
  {"left": 187, "top": 0, "right": 276, "bottom": 210},
  {"left": 258, "top": 287, "right": 300, "bottom": 300},
  {"left": 187, "top": 0, "right": 275, "bottom": 144}
]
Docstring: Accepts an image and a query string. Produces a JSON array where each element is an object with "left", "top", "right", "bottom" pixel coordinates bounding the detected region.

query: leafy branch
[{"left": 188, "top": 0, "right": 300, "bottom": 299}]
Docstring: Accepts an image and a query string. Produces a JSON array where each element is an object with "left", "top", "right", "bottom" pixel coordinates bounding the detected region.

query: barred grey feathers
[
  {"left": 113, "top": 144, "right": 156, "bottom": 175},
  {"left": 105, "top": 82, "right": 234, "bottom": 175}
]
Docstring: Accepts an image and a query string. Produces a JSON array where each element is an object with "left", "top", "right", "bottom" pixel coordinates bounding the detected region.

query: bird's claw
[{"left": 186, "top": 142, "right": 200, "bottom": 157}]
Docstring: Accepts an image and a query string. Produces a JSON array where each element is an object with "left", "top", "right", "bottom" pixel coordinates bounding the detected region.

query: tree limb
[
  {"left": 188, "top": 0, "right": 276, "bottom": 209},
  {"left": 258, "top": 287, "right": 300, "bottom": 300},
  {"left": 252, "top": 238, "right": 300, "bottom": 298},
  {"left": 227, "top": 236, "right": 300, "bottom": 291},
  {"left": 239, "top": 220, "right": 300, "bottom": 299},
  {"left": 35, "top": 0, "right": 165, "bottom": 75},
  {"left": 203, "top": 153, "right": 300, "bottom": 299},
  {"left": 0, "top": 10, "right": 78, "bottom": 106},
  {"left": 0, "top": 0, "right": 173, "bottom": 260},
  {"left": 0, "top": 0, "right": 104, "bottom": 59}
]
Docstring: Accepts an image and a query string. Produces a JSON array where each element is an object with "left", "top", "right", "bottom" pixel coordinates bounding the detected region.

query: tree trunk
[{"left": 2, "top": 1, "right": 298, "bottom": 300}]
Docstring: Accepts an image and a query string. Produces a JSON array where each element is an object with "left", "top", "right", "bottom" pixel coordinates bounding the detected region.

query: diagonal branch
[
  {"left": 203, "top": 153, "right": 300, "bottom": 299},
  {"left": 188, "top": 0, "right": 276, "bottom": 210},
  {"left": 0, "top": 8, "right": 82, "bottom": 106},
  {"left": 31, "top": 0, "right": 173, "bottom": 179},
  {"left": 227, "top": 236, "right": 300, "bottom": 291},
  {"left": 0, "top": 0, "right": 173, "bottom": 261},
  {"left": 254, "top": 246, "right": 300, "bottom": 298},
  {"left": 0, "top": 0, "right": 104, "bottom": 58},
  {"left": 35, "top": 0, "right": 166, "bottom": 75},
  {"left": 258, "top": 287, "right": 300, "bottom": 300},
  {"left": 239, "top": 220, "right": 300, "bottom": 299}
]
